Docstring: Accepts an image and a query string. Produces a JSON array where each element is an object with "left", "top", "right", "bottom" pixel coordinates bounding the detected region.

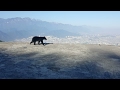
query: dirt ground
[{"left": 0, "top": 42, "right": 120, "bottom": 79}]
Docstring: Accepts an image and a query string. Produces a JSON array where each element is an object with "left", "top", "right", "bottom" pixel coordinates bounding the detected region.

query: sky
[{"left": 0, "top": 11, "right": 120, "bottom": 29}]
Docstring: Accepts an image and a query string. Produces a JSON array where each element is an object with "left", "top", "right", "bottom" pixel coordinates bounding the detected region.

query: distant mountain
[
  {"left": 0, "top": 30, "right": 13, "bottom": 41},
  {"left": 0, "top": 17, "right": 103, "bottom": 41}
]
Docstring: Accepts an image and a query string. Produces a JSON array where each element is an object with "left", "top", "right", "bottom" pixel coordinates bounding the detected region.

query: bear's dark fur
[{"left": 30, "top": 36, "right": 47, "bottom": 45}]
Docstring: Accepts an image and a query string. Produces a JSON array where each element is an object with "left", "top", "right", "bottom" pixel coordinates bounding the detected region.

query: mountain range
[{"left": 0, "top": 17, "right": 114, "bottom": 41}]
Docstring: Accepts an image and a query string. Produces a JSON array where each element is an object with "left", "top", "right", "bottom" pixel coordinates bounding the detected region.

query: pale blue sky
[{"left": 0, "top": 11, "right": 120, "bottom": 28}]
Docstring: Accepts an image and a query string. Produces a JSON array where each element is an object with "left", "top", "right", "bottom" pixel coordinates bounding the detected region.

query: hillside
[{"left": 0, "top": 42, "right": 120, "bottom": 79}]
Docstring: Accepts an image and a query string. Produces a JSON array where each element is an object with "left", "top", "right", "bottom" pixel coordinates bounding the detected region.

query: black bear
[{"left": 30, "top": 36, "right": 47, "bottom": 45}]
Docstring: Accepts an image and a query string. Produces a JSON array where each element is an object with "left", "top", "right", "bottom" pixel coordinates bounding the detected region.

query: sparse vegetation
[{"left": 0, "top": 42, "right": 120, "bottom": 79}]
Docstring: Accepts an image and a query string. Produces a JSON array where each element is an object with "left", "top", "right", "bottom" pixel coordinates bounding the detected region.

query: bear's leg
[
  {"left": 34, "top": 42, "right": 36, "bottom": 45},
  {"left": 30, "top": 41, "right": 33, "bottom": 44},
  {"left": 41, "top": 40, "right": 44, "bottom": 45},
  {"left": 38, "top": 41, "right": 40, "bottom": 45}
]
